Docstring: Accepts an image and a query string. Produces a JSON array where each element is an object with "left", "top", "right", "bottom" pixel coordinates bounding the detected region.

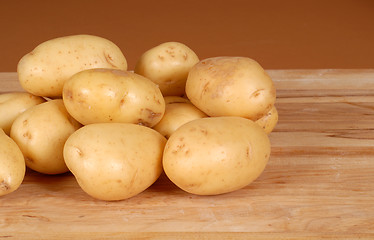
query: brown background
[{"left": 1, "top": 0, "right": 373, "bottom": 72}]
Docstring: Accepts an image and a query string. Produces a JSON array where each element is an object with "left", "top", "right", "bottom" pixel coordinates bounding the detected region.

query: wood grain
[{"left": 1, "top": 69, "right": 374, "bottom": 239}]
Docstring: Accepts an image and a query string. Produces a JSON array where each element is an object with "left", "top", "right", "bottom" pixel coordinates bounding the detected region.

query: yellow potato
[
  {"left": 10, "top": 99, "right": 81, "bottom": 174},
  {"left": 255, "top": 105, "right": 278, "bottom": 134},
  {"left": 163, "top": 116, "right": 271, "bottom": 195},
  {"left": 63, "top": 123, "right": 167, "bottom": 201},
  {"left": 0, "top": 129, "right": 25, "bottom": 197},
  {"left": 0, "top": 92, "right": 45, "bottom": 135},
  {"left": 185, "top": 56, "right": 276, "bottom": 120},
  {"left": 153, "top": 97, "right": 207, "bottom": 138},
  {"left": 134, "top": 42, "right": 199, "bottom": 96},
  {"left": 63, "top": 69, "right": 165, "bottom": 127},
  {"left": 17, "top": 34, "right": 127, "bottom": 98}
]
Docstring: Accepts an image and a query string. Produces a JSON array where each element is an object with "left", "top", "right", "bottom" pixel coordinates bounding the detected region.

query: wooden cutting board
[{"left": 1, "top": 69, "right": 374, "bottom": 239}]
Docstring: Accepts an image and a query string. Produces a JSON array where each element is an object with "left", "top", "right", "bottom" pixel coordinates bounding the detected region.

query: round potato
[
  {"left": 63, "top": 123, "right": 167, "bottom": 201},
  {"left": 163, "top": 116, "right": 271, "bottom": 195},
  {"left": 0, "top": 129, "right": 26, "bottom": 197},
  {"left": 0, "top": 92, "right": 45, "bottom": 135},
  {"left": 63, "top": 69, "right": 165, "bottom": 127},
  {"left": 134, "top": 42, "right": 199, "bottom": 96},
  {"left": 10, "top": 99, "right": 81, "bottom": 174},
  {"left": 153, "top": 97, "right": 207, "bottom": 138},
  {"left": 255, "top": 105, "right": 278, "bottom": 134},
  {"left": 17, "top": 34, "right": 127, "bottom": 98},
  {"left": 185, "top": 57, "right": 276, "bottom": 120}
]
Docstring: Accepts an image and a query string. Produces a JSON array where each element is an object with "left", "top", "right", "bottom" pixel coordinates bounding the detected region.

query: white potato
[
  {"left": 10, "top": 99, "right": 81, "bottom": 174},
  {"left": 63, "top": 123, "right": 167, "bottom": 201},
  {"left": 63, "top": 69, "right": 165, "bottom": 127},
  {"left": 163, "top": 116, "right": 271, "bottom": 195},
  {"left": 0, "top": 92, "right": 45, "bottom": 135},
  {"left": 17, "top": 34, "right": 127, "bottom": 98},
  {"left": 153, "top": 97, "right": 207, "bottom": 138},
  {"left": 0, "top": 129, "right": 26, "bottom": 197},
  {"left": 186, "top": 56, "right": 276, "bottom": 121},
  {"left": 135, "top": 42, "right": 199, "bottom": 96}
]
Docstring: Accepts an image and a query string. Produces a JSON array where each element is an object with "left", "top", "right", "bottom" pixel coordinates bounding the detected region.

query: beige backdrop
[{"left": 1, "top": 0, "right": 373, "bottom": 72}]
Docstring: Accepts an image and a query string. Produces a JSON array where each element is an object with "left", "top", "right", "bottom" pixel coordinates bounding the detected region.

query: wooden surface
[{"left": 1, "top": 69, "right": 374, "bottom": 239}]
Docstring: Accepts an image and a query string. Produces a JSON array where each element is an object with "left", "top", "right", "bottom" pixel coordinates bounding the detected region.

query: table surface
[{"left": 1, "top": 69, "right": 374, "bottom": 239}]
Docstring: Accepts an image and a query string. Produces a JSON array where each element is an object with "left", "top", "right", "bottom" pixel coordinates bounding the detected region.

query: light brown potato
[
  {"left": 10, "top": 99, "right": 81, "bottom": 174},
  {"left": 163, "top": 116, "right": 271, "bottom": 195},
  {"left": 153, "top": 97, "right": 208, "bottom": 138},
  {"left": 0, "top": 92, "right": 45, "bottom": 135},
  {"left": 63, "top": 69, "right": 165, "bottom": 127},
  {"left": 17, "top": 34, "right": 127, "bottom": 98},
  {"left": 0, "top": 129, "right": 26, "bottom": 197},
  {"left": 134, "top": 42, "right": 199, "bottom": 96},
  {"left": 185, "top": 57, "right": 276, "bottom": 121},
  {"left": 63, "top": 123, "right": 167, "bottom": 201},
  {"left": 255, "top": 105, "right": 278, "bottom": 134}
]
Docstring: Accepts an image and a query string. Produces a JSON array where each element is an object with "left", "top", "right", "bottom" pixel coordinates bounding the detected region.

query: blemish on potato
[
  {"left": 25, "top": 156, "right": 34, "bottom": 163},
  {"left": 23, "top": 131, "right": 32, "bottom": 140},
  {"left": 0, "top": 180, "right": 11, "bottom": 191}
]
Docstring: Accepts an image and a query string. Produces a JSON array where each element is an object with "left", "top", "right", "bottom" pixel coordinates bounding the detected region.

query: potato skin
[
  {"left": 63, "top": 123, "right": 167, "bottom": 201},
  {"left": 0, "top": 92, "right": 45, "bottom": 135},
  {"left": 0, "top": 129, "right": 25, "bottom": 197},
  {"left": 153, "top": 98, "right": 207, "bottom": 138},
  {"left": 163, "top": 116, "right": 271, "bottom": 195},
  {"left": 255, "top": 105, "right": 278, "bottom": 134},
  {"left": 10, "top": 99, "right": 81, "bottom": 174},
  {"left": 17, "top": 34, "right": 127, "bottom": 98},
  {"left": 134, "top": 42, "right": 199, "bottom": 96},
  {"left": 185, "top": 57, "right": 276, "bottom": 120},
  {"left": 63, "top": 69, "right": 165, "bottom": 127}
]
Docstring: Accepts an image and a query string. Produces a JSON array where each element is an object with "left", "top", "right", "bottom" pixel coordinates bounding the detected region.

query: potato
[
  {"left": 0, "top": 92, "right": 45, "bottom": 135},
  {"left": 185, "top": 56, "right": 276, "bottom": 121},
  {"left": 163, "top": 116, "right": 270, "bottom": 195},
  {"left": 153, "top": 96, "right": 208, "bottom": 138},
  {"left": 10, "top": 99, "right": 81, "bottom": 174},
  {"left": 0, "top": 129, "right": 26, "bottom": 197},
  {"left": 63, "top": 123, "right": 167, "bottom": 201},
  {"left": 63, "top": 69, "right": 165, "bottom": 127},
  {"left": 255, "top": 105, "right": 278, "bottom": 134},
  {"left": 134, "top": 42, "right": 199, "bottom": 96},
  {"left": 17, "top": 34, "right": 127, "bottom": 98}
]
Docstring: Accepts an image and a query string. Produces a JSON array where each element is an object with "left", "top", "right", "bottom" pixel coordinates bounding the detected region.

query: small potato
[
  {"left": 186, "top": 57, "right": 276, "bottom": 121},
  {"left": 255, "top": 105, "right": 278, "bottom": 134},
  {"left": 63, "top": 123, "right": 167, "bottom": 201},
  {"left": 163, "top": 116, "right": 271, "bottom": 195},
  {"left": 0, "top": 92, "right": 45, "bottom": 135},
  {"left": 10, "top": 99, "right": 81, "bottom": 174},
  {"left": 134, "top": 42, "right": 199, "bottom": 96},
  {"left": 0, "top": 129, "right": 26, "bottom": 197},
  {"left": 153, "top": 97, "right": 207, "bottom": 138},
  {"left": 63, "top": 69, "right": 165, "bottom": 127},
  {"left": 17, "top": 34, "right": 127, "bottom": 98}
]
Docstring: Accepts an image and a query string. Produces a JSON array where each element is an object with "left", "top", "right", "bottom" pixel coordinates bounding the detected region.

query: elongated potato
[
  {"left": 0, "top": 92, "right": 45, "bottom": 135},
  {"left": 135, "top": 42, "right": 199, "bottom": 96},
  {"left": 0, "top": 129, "right": 25, "bottom": 197},
  {"left": 10, "top": 99, "right": 81, "bottom": 174},
  {"left": 17, "top": 34, "right": 127, "bottom": 98},
  {"left": 63, "top": 69, "right": 165, "bottom": 127},
  {"left": 163, "top": 116, "right": 271, "bottom": 195},
  {"left": 64, "top": 123, "right": 167, "bottom": 201},
  {"left": 186, "top": 57, "right": 276, "bottom": 121}
]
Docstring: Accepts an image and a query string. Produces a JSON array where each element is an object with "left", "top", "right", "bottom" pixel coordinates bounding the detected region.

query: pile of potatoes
[{"left": 0, "top": 34, "right": 278, "bottom": 200}]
